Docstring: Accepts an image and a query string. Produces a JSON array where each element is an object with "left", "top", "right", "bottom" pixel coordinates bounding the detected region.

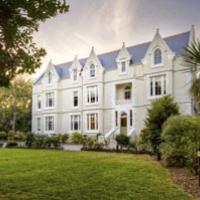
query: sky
[{"left": 33, "top": 0, "right": 200, "bottom": 79}]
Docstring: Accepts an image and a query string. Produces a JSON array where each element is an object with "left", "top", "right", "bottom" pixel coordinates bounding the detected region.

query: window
[
  {"left": 154, "top": 48, "right": 162, "bottom": 65},
  {"left": 73, "top": 69, "right": 78, "bottom": 81},
  {"left": 121, "top": 61, "right": 126, "bottom": 73},
  {"left": 37, "top": 95, "right": 42, "bottom": 109},
  {"left": 130, "top": 110, "right": 133, "bottom": 127},
  {"left": 37, "top": 117, "right": 41, "bottom": 131},
  {"left": 70, "top": 115, "right": 81, "bottom": 131},
  {"left": 115, "top": 111, "right": 118, "bottom": 127},
  {"left": 45, "top": 116, "right": 54, "bottom": 131},
  {"left": 48, "top": 71, "right": 52, "bottom": 84},
  {"left": 87, "top": 113, "right": 98, "bottom": 131},
  {"left": 149, "top": 75, "right": 167, "bottom": 98},
  {"left": 46, "top": 92, "right": 54, "bottom": 108},
  {"left": 90, "top": 64, "right": 95, "bottom": 77},
  {"left": 87, "top": 86, "right": 98, "bottom": 104},
  {"left": 124, "top": 86, "right": 131, "bottom": 100},
  {"left": 73, "top": 91, "right": 78, "bottom": 107}
]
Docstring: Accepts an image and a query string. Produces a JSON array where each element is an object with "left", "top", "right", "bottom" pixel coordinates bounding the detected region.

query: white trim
[
  {"left": 84, "top": 111, "right": 100, "bottom": 133},
  {"left": 151, "top": 47, "right": 164, "bottom": 68},
  {"left": 147, "top": 72, "right": 168, "bottom": 100},
  {"left": 44, "top": 114, "right": 56, "bottom": 134},
  {"left": 69, "top": 113, "right": 81, "bottom": 132}
]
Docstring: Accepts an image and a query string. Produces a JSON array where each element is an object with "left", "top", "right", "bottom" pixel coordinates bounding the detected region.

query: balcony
[{"left": 115, "top": 82, "right": 133, "bottom": 106}]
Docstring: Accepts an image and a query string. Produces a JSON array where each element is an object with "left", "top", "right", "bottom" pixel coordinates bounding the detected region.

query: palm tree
[{"left": 184, "top": 39, "right": 200, "bottom": 114}]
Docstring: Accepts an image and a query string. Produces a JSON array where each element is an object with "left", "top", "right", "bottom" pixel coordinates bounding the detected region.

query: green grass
[{"left": 0, "top": 149, "right": 192, "bottom": 200}]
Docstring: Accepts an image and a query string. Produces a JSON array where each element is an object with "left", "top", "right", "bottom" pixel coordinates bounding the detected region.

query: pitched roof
[{"left": 35, "top": 31, "right": 190, "bottom": 84}]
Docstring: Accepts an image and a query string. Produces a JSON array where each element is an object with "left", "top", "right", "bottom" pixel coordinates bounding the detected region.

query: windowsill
[
  {"left": 44, "top": 107, "right": 55, "bottom": 110},
  {"left": 148, "top": 94, "right": 167, "bottom": 100},
  {"left": 151, "top": 63, "right": 164, "bottom": 68},
  {"left": 85, "top": 102, "right": 99, "bottom": 106}
]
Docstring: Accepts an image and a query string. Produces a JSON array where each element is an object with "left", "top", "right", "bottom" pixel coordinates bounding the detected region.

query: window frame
[
  {"left": 89, "top": 64, "right": 96, "bottom": 78},
  {"left": 152, "top": 48, "right": 163, "bottom": 67},
  {"left": 124, "top": 86, "right": 131, "bottom": 100},
  {"left": 73, "top": 91, "right": 78, "bottom": 107},
  {"left": 37, "top": 95, "right": 42, "bottom": 110},
  {"left": 45, "top": 116, "right": 55, "bottom": 132},
  {"left": 86, "top": 113, "right": 99, "bottom": 132},
  {"left": 86, "top": 86, "right": 99, "bottom": 105},
  {"left": 47, "top": 71, "right": 53, "bottom": 84},
  {"left": 45, "top": 92, "right": 55, "bottom": 108},
  {"left": 148, "top": 74, "right": 167, "bottom": 99},
  {"left": 70, "top": 114, "right": 81, "bottom": 132},
  {"left": 37, "top": 117, "right": 41, "bottom": 132}
]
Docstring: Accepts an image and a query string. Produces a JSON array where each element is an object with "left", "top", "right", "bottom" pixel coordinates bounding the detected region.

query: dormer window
[
  {"left": 90, "top": 64, "right": 95, "bottom": 77},
  {"left": 121, "top": 61, "right": 126, "bottom": 73},
  {"left": 154, "top": 48, "right": 162, "bottom": 65},
  {"left": 48, "top": 71, "right": 52, "bottom": 84},
  {"left": 73, "top": 69, "right": 78, "bottom": 81}
]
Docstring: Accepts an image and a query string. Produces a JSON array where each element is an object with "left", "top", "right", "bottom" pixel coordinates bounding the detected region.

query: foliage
[
  {"left": 26, "top": 132, "right": 35, "bottom": 148},
  {"left": 0, "top": 150, "right": 192, "bottom": 200},
  {"left": 183, "top": 39, "right": 200, "bottom": 113},
  {"left": 50, "top": 134, "right": 62, "bottom": 148},
  {"left": 0, "top": 78, "right": 32, "bottom": 132},
  {"left": 145, "top": 95, "right": 179, "bottom": 160},
  {"left": 61, "top": 133, "right": 69, "bottom": 144},
  {"left": 115, "top": 134, "right": 130, "bottom": 150},
  {"left": 129, "top": 134, "right": 151, "bottom": 153},
  {"left": 7, "top": 131, "right": 26, "bottom": 141},
  {"left": 190, "top": 77, "right": 200, "bottom": 112},
  {"left": 71, "top": 132, "right": 83, "bottom": 144},
  {"left": 184, "top": 39, "right": 200, "bottom": 67},
  {"left": 0, "top": 131, "right": 7, "bottom": 140},
  {"left": 0, "top": 1, "right": 69, "bottom": 86},
  {"left": 6, "top": 141, "right": 18, "bottom": 148},
  {"left": 160, "top": 116, "right": 200, "bottom": 173}
]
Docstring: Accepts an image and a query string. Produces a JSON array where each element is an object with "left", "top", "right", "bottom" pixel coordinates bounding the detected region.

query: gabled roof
[{"left": 35, "top": 31, "right": 190, "bottom": 84}]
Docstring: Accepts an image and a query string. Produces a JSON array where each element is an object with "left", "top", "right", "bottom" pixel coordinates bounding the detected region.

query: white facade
[{"left": 32, "top": 28, "right": 195, "bottom": 138}]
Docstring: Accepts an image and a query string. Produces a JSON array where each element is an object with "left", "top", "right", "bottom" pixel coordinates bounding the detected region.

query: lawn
[{"left": 0, "top": 149, "right": 193, "bottom": 200}]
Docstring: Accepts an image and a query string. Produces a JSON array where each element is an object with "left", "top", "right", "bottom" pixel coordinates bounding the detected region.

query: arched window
[
  {"left": 48, "top": 71, "right": 52, "bottom": 84},
  {"left": 124, "top": 86, "right": 131, "bottom": 100},
  {"left": 154, "top": 48, "right": 162, "bottom": 65},
  {"left": 90, "top": 64, "right": 95, "bottom": 77}
]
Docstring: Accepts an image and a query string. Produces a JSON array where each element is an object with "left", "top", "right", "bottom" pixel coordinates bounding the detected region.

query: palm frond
[{"left": 183, "top": 39, "right": 200, "bottom": 67}]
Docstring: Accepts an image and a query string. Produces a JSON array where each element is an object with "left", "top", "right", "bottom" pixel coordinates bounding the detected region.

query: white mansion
[{"left": 32, "top": 27, "right": 195, "bottom": 139}]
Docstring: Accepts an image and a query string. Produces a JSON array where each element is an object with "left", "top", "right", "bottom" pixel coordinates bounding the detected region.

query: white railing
[
  {"left": 128, "top": 128, "right": 135, "bottom": 137},
  {"left": 116, "top": 99, "right": 132, "bottom": 105},
  {"left": 105, "top": 127, "right": 119, "bottom": 139}
]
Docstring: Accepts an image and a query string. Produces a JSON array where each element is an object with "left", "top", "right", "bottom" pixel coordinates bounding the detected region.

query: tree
[
  {"left": 145, "top": 95, "right": 179, "bottom": 160},
  {"left": 0, "top": 1, "right": 69, "bottom": 86},
  {"left": 184, "top": 39, "right": 200, "bottom": 113},
  {"left": 0, "top": 78, "right": 32, "bottom": 132}
]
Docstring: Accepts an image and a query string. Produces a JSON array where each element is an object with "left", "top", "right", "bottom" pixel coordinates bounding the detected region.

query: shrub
[
  {"left": 26, "top": 132, "right": 35, "bottom": 148},
  {"left": 50, "top": 134, "right": 62, "bottom": 148},
  {"left": 6, "top": 141, "right": 18, "bottom": 148},
  {"left": 145, "top": 95, "right": 179, "bottom": 160},
  {"left": 0, "top": 131, "right": 7, "bottom": 140},
  {"left": 115, "top": 134, "right": 129, "bottom": 150},
  {"left": 61, "top": 133, "right": 69, "bottom": 144},
  {"left": 71, "top": 132, "right": 83, "bottom": 144},
  {"left": 34, "top": 134, "right": 48, "bottom": 148},
  {"left": 160, "top": 116, "right": 200, "bottom": 173},
  {"left": 7, "top": 131, "right": 15, "bottom": 140},
  {"left": 13, "top": 131, "right": 26, "bottom": 141}
]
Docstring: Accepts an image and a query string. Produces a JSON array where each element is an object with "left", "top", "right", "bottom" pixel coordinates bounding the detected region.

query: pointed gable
[{"left": 116, "top": 42, "right": 132, "bottom": 62}]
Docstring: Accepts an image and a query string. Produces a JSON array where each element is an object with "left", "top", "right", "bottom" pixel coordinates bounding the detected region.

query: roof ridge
[{"left": 55, "top": 31, "right": 190, "bottom": 68}]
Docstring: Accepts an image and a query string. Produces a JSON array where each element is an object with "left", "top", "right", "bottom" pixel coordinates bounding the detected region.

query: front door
[{"left": 120, "top": 112, "right": 127, "bottom": 135}]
